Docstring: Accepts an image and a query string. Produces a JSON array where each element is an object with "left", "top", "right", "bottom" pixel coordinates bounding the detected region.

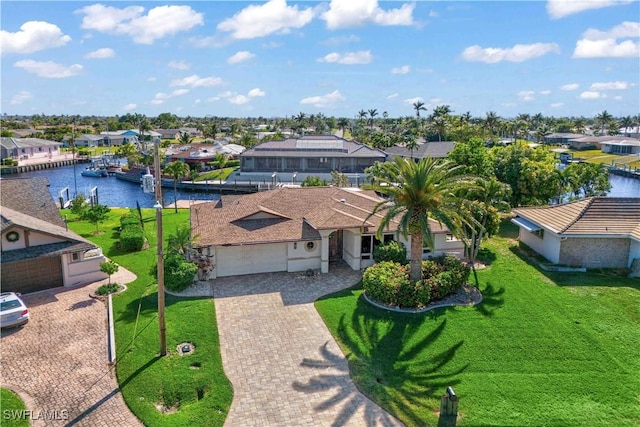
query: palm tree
[
  {"left": 179, "top": 131, "right": 193, "bottom": 145},
  {"left": 596, "top": 110, "right": 614, "bottom": 135},
  {"left": 167, "top": 225, "right": 199, "bottom": 257},
  {"left": 572, "top": 117, "right": 587, "bottom": 135},
  {"left": 365, "top": 157, "right": 475, "bottom": 281},
  {"left": 413, "top": 101, "right": 427, "bottom": 119},
  {"left": 357, "top": 110, "right": 368, "bottom": 122},
  {"left": 337, "top": 117, "right": 349, "bottom": 137},
  {"left": 164, "top": 161, "right": 191, "bottom": 213},
  {"left": 484, "top": 111, "right": 499, "bottom": 140},
  {"left": 367, "top": 109, "right": 378, "bottom": 129}
]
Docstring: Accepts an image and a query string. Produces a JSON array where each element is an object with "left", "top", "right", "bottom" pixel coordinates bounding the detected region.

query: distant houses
[
  {"left": 1, "top": 137, "right": 62, "bottom": 161},
  {"left": 384, "top": 141, "right": 456, "bottom": 161}
]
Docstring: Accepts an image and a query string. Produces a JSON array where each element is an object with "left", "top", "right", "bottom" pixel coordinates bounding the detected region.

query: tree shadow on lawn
[
  {"left": 509, "top": 244, "right": 640, "bottom": 290},
  {"left": 473, "top": 281, "right": 505, "bottom": 317},
  {"left": 297, "top": 295, "right": 467, "bottom": 426}
]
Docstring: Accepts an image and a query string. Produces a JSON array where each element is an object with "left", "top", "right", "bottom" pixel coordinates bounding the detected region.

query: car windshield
[{"left": 1, "top": 300, "right": 22, "bottom": 311}]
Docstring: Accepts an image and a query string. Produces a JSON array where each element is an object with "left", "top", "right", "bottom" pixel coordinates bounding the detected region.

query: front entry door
[{"left": 329, "top": 230, "right": 343, "bottom": 262}]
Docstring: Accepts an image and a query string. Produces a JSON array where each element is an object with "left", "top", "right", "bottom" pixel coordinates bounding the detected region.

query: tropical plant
[
  {"left": 413, "top": 101, "right": 427, "bottom": 119},
  {"left": 301, "top": 176, "right": 327, "bottom": 187},
  {"left": 167, "top": 225, "right": 198, "bottom": 256},
  {"left": 365, "top": 157, "right": 476, "bottom": 281},
  {"left": 81, "top": 204, "right": 111, "bottom": 233},
  {"left": 178, "top": 131, "right": 193, "bottom": 145},
  {"left": 331, "top": 170, "right": 349, "bottom": 187},
  {"left": 164, "top": 161, "right": 191, "bottom": 213},
  {"left": 563, "top": 163, "right": 611, "bottom": 198},
  {"left": 70, "top": 194, "right": 88, "bottom": 218}
]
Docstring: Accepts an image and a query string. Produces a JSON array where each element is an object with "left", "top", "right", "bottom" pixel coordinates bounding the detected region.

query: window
[
  {"left": 531, "top": 229, "right": 544, "bottom": 239},
  {"left": 361, "top": 234, "right": 394, "bottom": 259},
  {"left": 305, "top": 241, "right": 316, "bottom": 251},
  {"left": 446, "top": 234, "right": 459, "bottom": 242},
  {"left": 72, "top": 253, "right": 80, "bottom": 261}
]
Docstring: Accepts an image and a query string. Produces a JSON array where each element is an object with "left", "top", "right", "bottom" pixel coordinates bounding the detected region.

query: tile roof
[
  {"left": 512, "top": 197, "right": 640, "bottom": 240},
  {"left": 0, "top": 137, "right": 61, "bottom": 150},
  {"left": 191, "top": 187, "right": 450, "bottom": 247},
  {"left": 241, "top": 135, "right": 386, "bottom": 159},
  {"left": 384, "top": 141, "right": 457, "bottom": 159},
  {"left": 1, "top": 177, "right": 66, "bottom": 227}
]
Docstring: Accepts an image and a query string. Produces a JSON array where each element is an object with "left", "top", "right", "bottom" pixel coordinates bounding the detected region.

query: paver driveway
[
  {"left": 210, "top": 264, "right": 402, "bottom": 426},
  {"left": 0, "top": 271, "right": 142, "bottom": 427}
]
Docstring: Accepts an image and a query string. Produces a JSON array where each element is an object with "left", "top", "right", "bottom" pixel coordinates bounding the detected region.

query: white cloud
[
  {"left": 217, "top": 0, "right": 315, "bottom": 40},
  {"left": 580, "top": 91, "right": 606, "bottom": 99},
  {"left": 518, "top": 90, "right": 536, "bottom": 101},
  {"left": 318, "top": 50, "right": 372, "bottom": 64},
  {"left": 404, "top": 97, "right": 423, "bottom": 105},
  {"left": 539, "top": 90, "right": 551, "bottom": 95},
  {"left": 551, "top": 102, "right": 564, "bottom": 108},
  {"left": 561, "top": 83, "right": 579, "bottom": 91},
  {"left": 122, "top": 103, "right": 137, "bottom": 111},
  {"left": 299, "top": 90, "right": 345, "bottom": 108},
  {"left": 229, "top": 95, "right": 250, "bottom": 105},
  {"left": 387, "top": 93, "right": 399, "bottom": 99},
  {"left": 573, "top": 21, "right": 640, "bottom": 58},
  {"left": 547, "top": 0, "right": 633, "bottom": 19},
  {"left": 1, "top": 21, "right": 71, "bottom": 54},
  {"left": 170, "top": 74, "right": 223, "bottom": 88},
  {"left": 590, "top": 81, "right": 630, "bottom": 90},
  {"left": 248, "top": 88, "right": 265, "bottom": 97},
  {"left": 151, "top": 89, "right": 189, "bottom": 105},
  {"left": 321, "top": 0, "right": 415, "bottom": 30},
  {"left": 227, "top": 51, "right": 255, "bottom": 64},
  {"left": 321, "top": 34, "right": 360, "bottom": 46},
  {"left": 14, "top": 60, "right": 82, "bottom": 78},
  {"left": 461, "top": 42, "right": 560, "bottom": 63},
  {"left": 168, "top": 60, "right": 189, "bottom": 70},
  {"left": 10, "top": 91, "right": 32, "bottom": 105},
  {"left": 76, "top": 4, "right": 203, "bottom": 44},
  {"left": 391, "top": 65, "right": 410, "bottom": 74},
  {"left": 85, "top": 48, "right": 115, "bottom": 59}
]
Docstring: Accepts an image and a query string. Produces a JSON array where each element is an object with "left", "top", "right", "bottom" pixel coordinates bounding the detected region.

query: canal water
[{"left": 5, "top": 163, "right": 640, "bottom": 208}]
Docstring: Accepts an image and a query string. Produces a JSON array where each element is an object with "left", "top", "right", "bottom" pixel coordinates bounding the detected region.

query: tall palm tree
[
  {"left": 365, "top": 157, "right": 475, "bottom": 281},
  {"left": 413, "top": 101, "right": 426, "bottom": 119},
  {"left": 484, "top": 111, "right": 499, "bottom": 140},
  {"left": 337, "top": 117, "right": 349, "bottom": 137},
  {"left": 357, "top": 109, "right": 368, "bottom": 122},
  {"left": 367, "top": 109, "right": 378, "bottom": 129},
  {"left": 596, "top": 110, "right": 614, "bottom": 135},
  {"left": 179, "top": 131, "right": 193, "bottom": 145},
  {"left": 164, "top": 161, "right": 191, "bottom": 213}
]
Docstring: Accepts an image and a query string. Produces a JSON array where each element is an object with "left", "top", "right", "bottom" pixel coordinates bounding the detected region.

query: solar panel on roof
[{"left": 296, "top": 140, "right": 344, "bottom": 149}]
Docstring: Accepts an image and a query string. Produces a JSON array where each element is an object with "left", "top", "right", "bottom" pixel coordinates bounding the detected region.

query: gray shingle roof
[
  {"left": 385, "top": 141, "right": 456, "bottom": 159},
  {"left": 0, "top": 137, "right": 61, "bottom": 150},
  {"left": 241, "top": 135, "right": 386, "bottom": 159},
  {"left": 1, "top": 177, "right": 66, "bottom": 227}
]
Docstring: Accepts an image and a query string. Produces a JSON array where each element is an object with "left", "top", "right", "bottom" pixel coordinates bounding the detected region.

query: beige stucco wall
[
  {"left": 559, "top": 237, "right": 630, "bottom": 268},
  {"left": 287, "top": 240, "right": 321, "bottom": 272},
  {"left": 61, "top": 249, "right": 106, "bottom": 287},
  {"left": 342, "top": 229, "right": 361, "bottom": 270},
  {"left": 630, "top": 240, "right": 640, "bottom": 268}
]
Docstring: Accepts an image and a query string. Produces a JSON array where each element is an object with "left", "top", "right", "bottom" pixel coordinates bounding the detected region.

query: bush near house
[
  {"left": 363, "top": 255, "right": 469, "bottom": 308},
  {"left": 373, "top": 240, "right": 407, "bottom": 264},
  {"left": 119, "top": 212, "right": 145, "bottom": 251}
]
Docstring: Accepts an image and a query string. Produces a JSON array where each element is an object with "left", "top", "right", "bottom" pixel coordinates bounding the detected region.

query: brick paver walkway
[
  {"left": 0, "top": 269, "right": 142, "bottom": 427},
  {"left": 204, "top": 264, "right": 402, "bottom": 426}
]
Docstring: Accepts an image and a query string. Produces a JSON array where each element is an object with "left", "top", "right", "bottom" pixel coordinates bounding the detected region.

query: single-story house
[
  {"left": 100, "top": 131, "right": 139, "bottom": 146},
  {"left": 544, "top": 133, "right": 585, "bottom": 145},
  {"left": 190, "top": 187, "right": 465, "bottom": 280},
  {"left": 10, "top": 129, "right": 36, "bottom": 138},
  {"left": 156, "top": 129, "right": 182, "bottom": 139},
  {"left": 384, "top": 141, "right": 456, "bottom": 161},
  {"left": 511, "top": 197, "right": 640, "bottom": 269},
  {"left": 619, "top": 126, "right": 640, "bottom": 139},
  {"left": 600, "top": 138, "right": 640, "bottom": 155},
  {"left": 240, "top": 135, "right": 387, "bottom": 174},
  {"left": 566, "top": 136, "right": 602, "bottom": 150},
  {"left": 74, "top": 134, "right": 104, "bottom": 148},
  {"left": 1, "top": 178, "right": 106, "bottom": 293},
  {"left": 1, "top": 137, "right": 62, "bottom": 161},
  {"left": 166, "top": 143, "right": 246, "bottom": 168}
]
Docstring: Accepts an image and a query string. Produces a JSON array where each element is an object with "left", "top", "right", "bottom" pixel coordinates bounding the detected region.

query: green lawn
[
  {"left": 1, "top": 388, "right": 29, "bottom": 427},
  {"left": 315, "top": 221, "right": 640, "bottom": 426},
  {"left": 569, "top": 148, "right": 640, "bottom": 169},
  {"left": 68, "top": 208, "right": 232, "bottom": 427},
  {"left": 195, "top": 167, "right": 237, "bottom": 182}
]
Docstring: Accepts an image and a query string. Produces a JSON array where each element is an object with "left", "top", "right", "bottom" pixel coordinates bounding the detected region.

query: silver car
[{"left": 0, "top": 292, "right": 30, "bottom": 328}]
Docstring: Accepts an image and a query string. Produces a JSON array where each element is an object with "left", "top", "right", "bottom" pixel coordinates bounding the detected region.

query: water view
[{"left": 6, "top": 163, "right": 640, "bottom": 208}]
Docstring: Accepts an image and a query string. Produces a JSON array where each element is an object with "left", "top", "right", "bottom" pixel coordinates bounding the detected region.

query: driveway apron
[
  {"left": 212, "top": 264, "right": 402, "bottom": 426},
  {"left": 0, "top": 273, "right": 142, "bottom": 427}
]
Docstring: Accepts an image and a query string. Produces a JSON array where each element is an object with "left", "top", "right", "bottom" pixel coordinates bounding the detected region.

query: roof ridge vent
[{"left": 340, "top": 198, "right": 346, "bottom": 203}]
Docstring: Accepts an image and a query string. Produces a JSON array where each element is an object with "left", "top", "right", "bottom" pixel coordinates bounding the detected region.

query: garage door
[
  {"left": 216, "top": 244, "right": 287, "bottom": 277},
  {"left": 1, "top": 256, "right": 63, "bottom": 294}
]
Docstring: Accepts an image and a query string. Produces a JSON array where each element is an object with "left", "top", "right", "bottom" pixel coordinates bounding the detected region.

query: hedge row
[{"left": 119, "top": 211, "right": 145, "bottom": 252}]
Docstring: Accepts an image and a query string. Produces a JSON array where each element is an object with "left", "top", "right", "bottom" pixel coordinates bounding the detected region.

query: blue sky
[{"left": 1, "top": 0, "right": 639, "bottom": 119}]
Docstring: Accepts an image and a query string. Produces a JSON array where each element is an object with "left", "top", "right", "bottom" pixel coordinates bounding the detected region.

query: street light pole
[
  {"left": 154, "top": 137, "right": 167, "bottom": 357},
  {"left": 72, "top": 121, "right": 78, "bottom": 197}
]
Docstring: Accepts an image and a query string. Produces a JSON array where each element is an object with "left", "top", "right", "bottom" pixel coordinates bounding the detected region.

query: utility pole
[{"left": 153, "top": 136, "right": 167, "bottom": 356}]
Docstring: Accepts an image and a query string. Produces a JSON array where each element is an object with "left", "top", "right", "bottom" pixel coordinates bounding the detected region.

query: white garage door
[{"left": 216, "top": 244, "right": 288, "bottom": 277}]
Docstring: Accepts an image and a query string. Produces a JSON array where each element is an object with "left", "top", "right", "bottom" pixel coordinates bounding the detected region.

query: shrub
[
  {"left": 422, "top": 255, "right": 470, "bottom": 300},
  {"left": 362, "top": 261, "right": 410, "bottom": 306},
  {"left": 413, "top": 280, "right": 432, "bottom": 307},
  {"left": 373, "top": 240, "right": 407, "bottom": 264},
  {"left": 96, "top": 283, "right": 120, "bottom": 296},
  {"left": 119, "top": 226, "right": 145, "bottom": 252},
  {"left": 162, "top": 254, "right": 198, "bottom": 292},
  {"left": 120, "top": 212, "right": 141, "bottom": 229}
]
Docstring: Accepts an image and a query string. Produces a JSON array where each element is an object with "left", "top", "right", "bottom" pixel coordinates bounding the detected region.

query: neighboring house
[
  {"left": 544, "top": 133, "right": 585, "bottom": 144},
  {"left": 384, "top": 141, "right": 456, "bottom": 161},
  {"left": 179, "top": 127, "right": 203, "bottom": 137},
  {"left": 1, "top": 178, "right": 106, "bottom": 293},
  {"left": 619, "top": 126, "right": 640, "bottom": 139},
  {"left": 566, "top": 136, "right": 602, "bottom": 150},
  {"left": 190, "top": 187, "right": 464, "bottom": 280},
  {"left": 240, "top": 135, "right": 387, "bottom": 174},
  {"left": 74, "top": 134, "right": 104, "bottom": 148},
  {"left": 10, "top": 129, "right": 36, "bottom": 138},
  {"left": 1, "top": 137, "right": 62, "bottom": 161},
  {"left": 100, "top": 131, "right": 139, "bottom": 146},
  {"left": 511, "top": 197, "right": 640, "bottom": 269},
  {"left": 600, "top": 138, "right": 640, "bottom": 155},
  {"left": 166, "top": 143, "right": 246, "bottom": 168},
  {"left": 156, "top": 129, "right": 182, "bottom": 139}
]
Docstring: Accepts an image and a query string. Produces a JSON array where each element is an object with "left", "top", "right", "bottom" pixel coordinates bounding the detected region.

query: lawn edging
[{"left": 362, "top": 284, "right": 482, "bottom": 313}]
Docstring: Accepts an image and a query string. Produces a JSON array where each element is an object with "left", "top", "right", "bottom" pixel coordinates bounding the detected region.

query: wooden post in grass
[{"left": 439, "top": 386, "right": 458, "bottom": 427}]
